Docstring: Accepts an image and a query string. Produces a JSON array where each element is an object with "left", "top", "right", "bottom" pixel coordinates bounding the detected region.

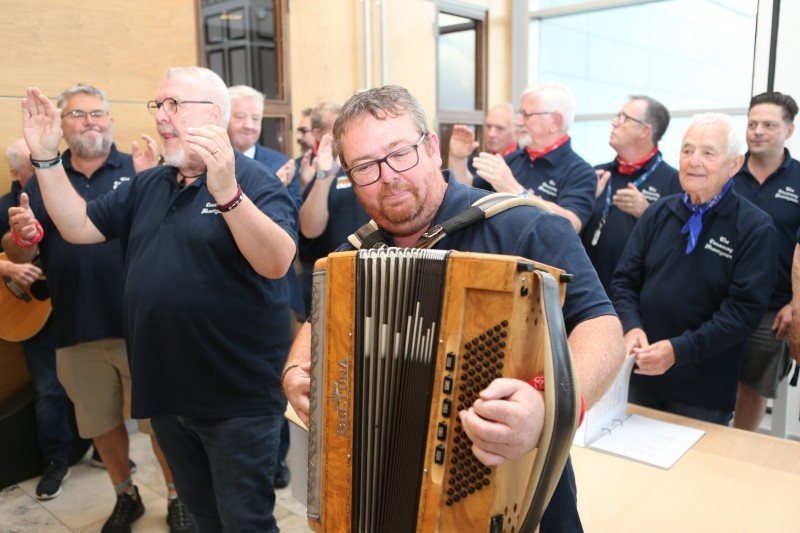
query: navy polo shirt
[
  {"left": 0, "top": 181, "right": 22, "bottom": 238},
  {"left": 299, "top": 169, "right": 370, "bottom": 263},
  {"left": 339, "top": 173, "right": 615, "bottom": 331},
  {"left": 87, "top": 154, "right": 298, "bottom": 419},
  {"left": 23, "top": 146, "right": 132, "bottom": 348},
  {"left": 582, "top": 153, "right": 680, "bottom": 295},
  {"left": 612, "top": 191, "right": 777, "bottom": 411},
  {"left": 473, "top": 139, "right": 596, "bottom": 227},
  {"left": 733, "top": 149, "right": 800, "bottom": 310}
]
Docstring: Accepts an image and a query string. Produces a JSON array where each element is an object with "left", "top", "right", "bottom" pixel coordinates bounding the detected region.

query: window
[
  {"left": 437, "top": 2, "right": 487, "bottom": 168},
  {"left": 201, "top": 0, "right": 292, "bottom": 154},
  {"left": 528, "top": 0, "right": 758, "bottom": 167}
]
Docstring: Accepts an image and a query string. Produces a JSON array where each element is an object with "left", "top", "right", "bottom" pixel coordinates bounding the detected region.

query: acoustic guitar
[{"left": 0, "top": 252, "right": 51, "bottom": 342}]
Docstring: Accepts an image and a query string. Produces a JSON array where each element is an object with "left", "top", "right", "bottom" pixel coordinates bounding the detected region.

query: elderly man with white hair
[
  {"left": 611, "top": 113, "right": 777, "bottom": 425},
  {"left": 468, "top": 82, "right": 596, "bottom": 232},
  {"left": 9, "top": 67, "right": 298, "bottom": 532}
]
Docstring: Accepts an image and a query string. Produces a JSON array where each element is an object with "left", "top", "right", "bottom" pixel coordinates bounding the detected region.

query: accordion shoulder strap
[{"left": 346, "top": 193, "right": 554, "bottom": 250}]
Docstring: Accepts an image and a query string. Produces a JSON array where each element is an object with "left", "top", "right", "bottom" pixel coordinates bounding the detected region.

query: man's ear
[{"left": 551, "top": 112, "right": 564, "bottom": 133}]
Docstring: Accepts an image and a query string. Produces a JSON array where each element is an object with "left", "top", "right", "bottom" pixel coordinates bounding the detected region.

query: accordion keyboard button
[
  {"left": 437, "top": 422, "right": 448, "bottom": 441},
  {"left": 442, "top": 399, "right": 452, "bottom": 417}
]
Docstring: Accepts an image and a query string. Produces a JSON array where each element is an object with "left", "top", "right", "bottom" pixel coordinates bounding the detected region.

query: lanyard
[{"left": 591, "top": 155, "right": 663, "bottom": 247}]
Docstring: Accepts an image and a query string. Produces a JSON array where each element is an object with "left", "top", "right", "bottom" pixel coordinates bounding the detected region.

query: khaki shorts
[
  {"left": 739, "top": 312, "right": 793, "bottom": 398},
  {"left": 56, "top": 338, "right": 151, "bottom": 439}
]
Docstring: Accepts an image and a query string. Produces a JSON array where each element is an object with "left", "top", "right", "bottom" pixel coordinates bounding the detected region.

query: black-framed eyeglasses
[
  {"left": 62, "top": 109, "right": 109, "bottom": 120},
  {"left": 346, "top": 133, "right": 428, "bottom": 186},
  {"left": 147, "top": 98, "right": 213, "bottom": 116},
  {"left": 616, "top": 112, "right": 646, "bottom": 126},
  {"left": 519, "top": 109, "right": 554, "bottom": 119},
  {"left": 296, "top": 127, "right": 311, "bottom": 134}
]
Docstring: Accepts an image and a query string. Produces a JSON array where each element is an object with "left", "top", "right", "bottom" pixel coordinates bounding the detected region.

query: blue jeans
[
  {"left": 21, "top": 323, "right": 72, "bottom": 466},
  {"left": 151, "top": 413, "right": 282, "bottom": 533},
  {"left": 628, "top": 390, "right": 733, "bottom": 426},
  {"left": 539, "top": 457, "right": 583, "bottom": 532}
]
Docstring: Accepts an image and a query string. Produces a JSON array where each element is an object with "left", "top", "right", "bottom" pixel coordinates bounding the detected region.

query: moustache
[{"left": 79, "top": 126, "right": 103, "bottom": 134}]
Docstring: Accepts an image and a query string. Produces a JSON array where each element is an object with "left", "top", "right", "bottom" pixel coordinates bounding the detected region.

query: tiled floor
[{"left": 0, "top": 429, "right": 313, "bottom": 532}]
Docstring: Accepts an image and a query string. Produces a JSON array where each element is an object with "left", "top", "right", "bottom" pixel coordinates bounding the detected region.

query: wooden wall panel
[{"left": 0, "top": 0, "right": 198, "bottom": 193}]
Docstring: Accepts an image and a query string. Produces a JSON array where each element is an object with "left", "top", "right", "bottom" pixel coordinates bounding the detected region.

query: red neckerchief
[
  {"left": 526, "top": 135, "right": 569, "bottom": 160},
  {"left": 313, "top": 141, "right": 320, "bottom": 156},
  {"left": 490, "top": 142, "right": 519, "bottom": 157},
  {"left": 616, "top": 145, "right": 658, "bottom": 175}
]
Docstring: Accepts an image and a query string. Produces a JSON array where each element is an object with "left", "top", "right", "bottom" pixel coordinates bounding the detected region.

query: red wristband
[
  {"left": 527, "top": 374, "right": 586, "bottom": 426},
  {"left": 217, "top": 184, "right": 243, "bottom": 212},
  {"left": 10, "top": 220, "right": 44, "bottom": 248}
]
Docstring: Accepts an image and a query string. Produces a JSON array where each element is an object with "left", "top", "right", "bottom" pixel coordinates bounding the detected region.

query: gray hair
[
  {"left": 311, "top": 102, "right": 342, "bottom": 131},
  {"left": 228, "top": 85, "right": 265, "bottom": 107},
  {"left": 631, "top": 95, "right": 671, "bottom": 144},
  {"left": 333, "top": 85, "right": 429, "bottom": 163},
  {"left": 57, "top": 84, "right": 109, "bottom": 111},
  {"left": 165, "top": 67, "right": 231, "bottom": 126},
  {"left": 6, "top": 142, "right": 30, "bottom": 173},
  {"left": 685, "top": 113, "right": 742, "bottom": 158},
  {"left": 520, "top": 82, "right": 576, "bottom": 131}
]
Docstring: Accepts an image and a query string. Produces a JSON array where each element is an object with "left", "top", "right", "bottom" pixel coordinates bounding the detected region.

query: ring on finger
[{"left": 212, "top": 146, "right": 221, "bottom": 155}]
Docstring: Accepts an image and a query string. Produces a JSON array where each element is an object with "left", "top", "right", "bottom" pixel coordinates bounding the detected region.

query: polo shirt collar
[
  {"left": 532, "top": 137, "right": 574, "bottom": 167},
  {"left": 740, "top": 148, "right": 793, "bottom": 180}
]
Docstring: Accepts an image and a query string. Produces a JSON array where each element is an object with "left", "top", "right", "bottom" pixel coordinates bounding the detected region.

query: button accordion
[{"left": 307, "top": 248, "right": 580, "bottom": 533}]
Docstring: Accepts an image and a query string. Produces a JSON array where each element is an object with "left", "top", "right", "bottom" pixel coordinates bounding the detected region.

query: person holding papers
[{"left": 611, "top": 113, "right": 777, "bottom": 425}]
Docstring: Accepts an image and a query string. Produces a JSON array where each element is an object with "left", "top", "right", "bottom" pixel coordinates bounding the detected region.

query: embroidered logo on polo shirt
[
  {"left": 202, "top": 202, "right": 223, "bottom": 215},
  {"left": 335, "top": 175, "right": 352, "bottom": 190},
  {"left": 537, "top": 180, "right": 558, "bottom": 198},
  {"left": 112, "top": 176, "right": 131, "bottom": 190},
  {"left": 704, "top": 234, "right": 733, "bottom": 259},
  {"left": 641, "top": 185, "right": 661, "bottom": 203},
  {"left": 775, "top": 186, "right": 799, "bottom": 204}
]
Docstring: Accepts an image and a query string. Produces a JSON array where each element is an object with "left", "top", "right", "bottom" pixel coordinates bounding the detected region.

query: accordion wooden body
[{"left": 307, "top": 248, "right": 580, "bottom": 533}]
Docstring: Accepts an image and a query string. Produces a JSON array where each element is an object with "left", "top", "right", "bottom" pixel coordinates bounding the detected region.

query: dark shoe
[
  {"left": 102, "top": 486, "right": 145, "bottom": 533},
  {"left": 167, "top": 497, "right": 197, "bottom": 532},
  {"left": 274, "top": 460, "right": 291, "bottom": 489},
  {"left": 91, "top": 447, "right": 137, "bottom": 473},
  {"left": 36, "top": 462, "right": 70, "bottom": 500}
]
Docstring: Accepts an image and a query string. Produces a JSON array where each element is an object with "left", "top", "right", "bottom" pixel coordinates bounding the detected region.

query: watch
[
  {"left": 315, "top": 169, "right": 334, "bottom": 180},
  {"left": 519, "top": 189, "right": 531, "bottom": 198}
]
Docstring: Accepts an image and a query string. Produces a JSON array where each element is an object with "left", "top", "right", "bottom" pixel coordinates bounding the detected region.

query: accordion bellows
[{"left": 308, "top": 248, "right": 580, "bottom": 533}]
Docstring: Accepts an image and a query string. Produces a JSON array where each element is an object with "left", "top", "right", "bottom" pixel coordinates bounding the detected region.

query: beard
[
  {"left": 163, "top": 144, "right": 186, "bottom": 167},
  {"left": 65, "top": 127, "right": 113, "bottom": 158}
]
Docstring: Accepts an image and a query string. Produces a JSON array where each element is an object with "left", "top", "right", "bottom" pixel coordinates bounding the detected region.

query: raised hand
[
  {"left": 132, "top": 133, "right": 160, "bottom": 174},
  {"left": 449, "top": 125, "right": 478, "bottom": 159},
  {"left": 184, "top": 125, "right": 238, "bottom": 203},
  {"left": 276, "top": 159, "right": 296, "bottom": 187},
  {"left": 8, "top": 193, "right": 39, "bottom": 242},
  {"left": 21, "top": 87, "right": 63, "bottom": 159}
]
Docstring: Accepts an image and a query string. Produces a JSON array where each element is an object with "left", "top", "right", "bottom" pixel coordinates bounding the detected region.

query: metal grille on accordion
[{"left": 308, "top": 248, "right": 580, "bottom": 533}]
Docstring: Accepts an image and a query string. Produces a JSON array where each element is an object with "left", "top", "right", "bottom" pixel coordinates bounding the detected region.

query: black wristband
[{"left": 30, "top": 151, "right": 62, "bottom": 169}]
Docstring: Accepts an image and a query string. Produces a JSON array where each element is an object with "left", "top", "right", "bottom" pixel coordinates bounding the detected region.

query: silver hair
[
  {"left": 520, "top": 82, "right": 576, "bottom": 131},
  {"left": 57, "top": 84, "right": 109, "bottom": 111},
  {"left": 165, "top": 67, "right": 231, "bottom": 126},
  {"left": 228, "top": 85, "right": 265, "bottom": 107},
  {"left": 685, "top": 112, "right": 742, "bottom": 158}
]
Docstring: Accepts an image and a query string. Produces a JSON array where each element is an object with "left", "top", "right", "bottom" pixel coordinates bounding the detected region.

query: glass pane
[
  {"left": 226, "top": 8, "right": 246, "bottom": 40},
  {"left": 260, "top": 117, "right": 284, "bottom": 152},
  {"left": 256, "top": 46, "right": 278, "bottom": 99},
  {"left": 229, "top": 46, "right": 249, "bottom": 86},
  {"left": 205, "top": 13, "right": 224, "bottom": 44},
  {"left": 438, "top": 13, "right": 477, "bottom": 111},
  {"left": 531, "top": 0, "right": 758, "bottom": 115}
]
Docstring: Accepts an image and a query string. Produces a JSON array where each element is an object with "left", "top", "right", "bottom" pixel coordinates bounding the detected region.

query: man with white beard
[{"left": 2, "top": 84, "right": 195, "bottom": 532}]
